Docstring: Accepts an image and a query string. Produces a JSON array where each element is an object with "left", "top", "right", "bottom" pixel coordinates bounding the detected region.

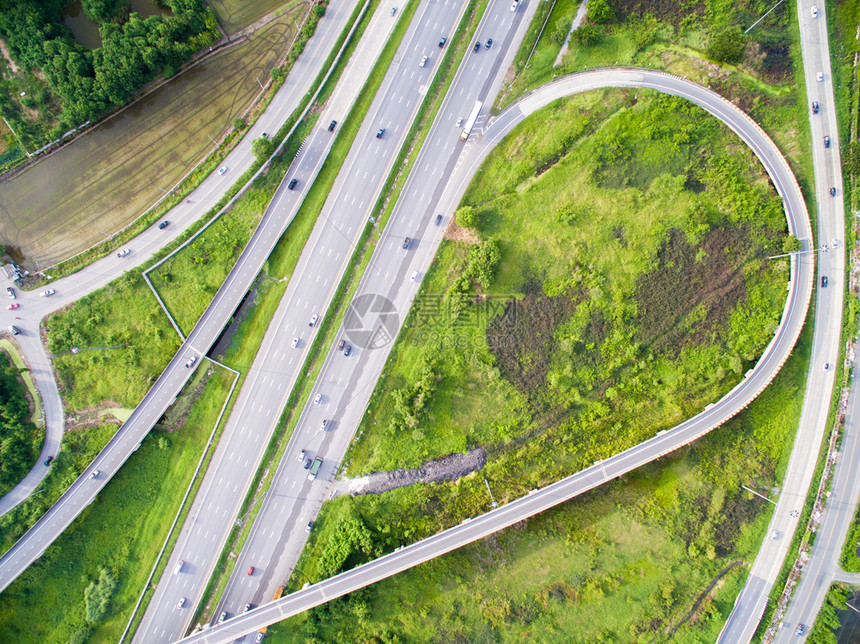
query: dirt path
[
  {"left": 337, "top": 448, "right": 487, "bottom": 496},
  {"left": 553, "top": 0, "right": 589, "bottom": 68}
]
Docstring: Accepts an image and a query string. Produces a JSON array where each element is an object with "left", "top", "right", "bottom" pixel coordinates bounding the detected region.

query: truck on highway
[
  {"left": 460, "top": 100, "right": 483, "bottom": 141},
  {"left": 308, "top": 457, "right": 323, "bottom": 481}
]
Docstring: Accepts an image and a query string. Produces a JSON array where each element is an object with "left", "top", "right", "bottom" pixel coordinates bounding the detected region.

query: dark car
[
  {"left": 288, "top": 178, "right": 298, "bottom": 190},
  {"left": 402, "top": 237, "right": 411, "bottom": 249},
  {"left": 485, "top": 38, "right": 493, "bottom": 49},
  {"left": 328, "top": 120, "right": 337, "bottom": 132},
  {"left": 822, "top": 275, "right": 828, "bottom": 287},
  {"left": 830, "top": 187, "right": 837, "bottom": 196},
  {"left": 824, "top": 135, "right": 830, "bottom": 148},
  {"left": 304, "top": 458, "right": 312, "bottom": 470},
  {"left": 343, "top": 344, "right": 351, "bottom": 357},
  {"left": 439, "top": 36, "right": 447, "bottom": 47},
  {"left": 473, "top": 42, "right": 481, "bottom": 52},
  {"left": 812, "top": 101, "right": 819, "bottom": 114},
  {"left": 376, "top": 128, "right": 385, "bottom": 138},
  {"left": 435, "top": 213, "right": 443, "bottom": 226},
  {"left": 44, "top": 456, "right": 54, "bottom": 466},
  {"left": 796, "top": 624, "right": 805, "bottom": 636},
  {"left": 158, "top": 220, "right": 170, "bottom": 229}
]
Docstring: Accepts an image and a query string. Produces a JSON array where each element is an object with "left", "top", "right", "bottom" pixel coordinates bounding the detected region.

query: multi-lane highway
[
  {"left": 210, "top": 0, "right": 533, "bottom": 631},
  {"left": 176, "top": 66, "right": 815, "bottom": 644},
  {"left": 717, "top": 1, "right": 846, "bottom": 640},
  {"left": 0, "top": 0, "right": 358, "bottom": 521},
  {"left": 0, "top": 0, "right": 359, "bottom": 589}
]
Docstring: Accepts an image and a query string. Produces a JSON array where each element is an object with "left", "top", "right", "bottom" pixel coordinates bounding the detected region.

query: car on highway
[
  {"left": 320, "top": 419, "right": 328, "bottom": 431},
  {"left": 485, "top": 38, "right": 493, "bottom": 49},
  {"left": 8, "top": 325, "right": 18, "bottom": 336},
  {"left": 438, "top": 36, "right": 446, "bottom": 47},
  {"left": 824, "top": 362, "right": 830, "bottom": 371},
  {"left": 328, "top": 120, "right": 337, "bottom": 132},
  {"left": 821, "top": 275, "right": 828, "bottom": 287},
  {"left": 6, "top": 287, "right": 14, "bottom": 299},
  {"left": 306, "top": 521, "right": 313, "bottom": 532},
  {"left": 832, "top": 238, "right": 838, "bottom": 248},
  {"left": 291, "top": 336, "right": 299, "bottom": 348},
  {"left": 830, "top": 187, "right": 837, "bottom": 196},
  {"left": 811, "top": 5, "right": 818, "bottom": 17},
  {"left": 247, "top": 566, "right": 255, "bottom": 576},
  {"left": 177, "top": 597, "right": 185, "bottom": 609},
  {"left": 390, "top": 6, "right": 396, "bottom": 14},
  {"left": 337, "top": 339, "right": 345, "bottom": 351},
  {"left": 5, "top": 303, "right": 17, "bottom": 310},
  {"left": 343, "top": 344, "right": 351, "bottom": 357},
  {"left": 796, "top": 624, "right": 805, "bottom": 636},
  {"left": 817, "top": 71, "right": 824, "bottom": 81},
  {"left": 410, "top": 271, "right": 419, "bottom": 282},
  {"left": 185, "top": 355, "right": 197, "bottom": 368},
  {"left": 812, "top": 100, "right": 819, "bottom": 113},
  {"left": 511, "top": 0, "right": 519, "bottom": 10},
  {"left": 218, "top": 611, "right": 228, "bottom": 624},
  {"left": 218, "top": 166, "right": 228, "bottom": 176},
  {"left": 158, "top": 220, "right": 170, "bottom": 229},
  {"left": 117, "top": 248, "right": 131, "bottom": 258},
  {"left": 288, "top": 178, "right": 298, "bottom": 190},
  {"left": 304, "top": 458, "right": 312, "bottom": 470},
  {"left": 297, "top": 449, "right": 306, "bottom": 462},
  {"left": 89, "top": 469, "right": 100, "bottom": 479},
  {"left": 403, "top": 237, "right": 411, "bottom": 249},
  {"left": 456, "top": 117, "right": 462, "bottom": 127},
  {"left": 419, "top": 55, "right": 428, "bottom": 67},
  {"left": 175, "top": 560, "right": 184, "bottom": 574},
  {"left": 313, "top": 393, "right": 322, "bottom": 405},
  {"left": 435, "top": 213, "right": 443, "bottom": 225},
  {"left": 770, "top": 530, "right": 779, "bottom": 540},
  {"left": 44, "top": 456, "right": 53, "bottom": 466},
  {"left": 244, "top": 603, "right": 252, "bottom": 613},
  {"left": 376, "top": 128, "right": 385, "bottom": 138},
  {"left": 40, "top": 289, "right": 55, "bottom": 297},
  {"left": 309, "top": 314, "right": 318, "bottom": 327},
  {"left": 473, "top": 41, "right": 481, "bottom": 52}
]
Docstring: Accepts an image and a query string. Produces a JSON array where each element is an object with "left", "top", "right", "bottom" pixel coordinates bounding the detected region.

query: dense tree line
[
  {"left": 0, "top": 0, "right": 219, "bottom": 141},
  {"left": 0, "top": 351, "right": 40, "bottom": 496}
]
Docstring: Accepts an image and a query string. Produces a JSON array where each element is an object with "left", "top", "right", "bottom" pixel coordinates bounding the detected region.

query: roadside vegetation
[
  {"left": 0, "top": 364, "right": 232, "bottom": 643},
  {"left": 501, "top": 0, "right": 809, "bottom": 184},
  {"left": 0, "top": 350, "right": 42, "bottom": 497},
  {"left": 0, "top": 0, "right": 218, "bottom": 150},
  {"left": 809, "top": 584, "right": 851, "bottom": 644}
]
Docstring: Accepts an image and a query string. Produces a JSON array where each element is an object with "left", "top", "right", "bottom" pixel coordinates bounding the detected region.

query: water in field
[
  {"left": 61, "top": 0, "right": 102, "bottom": 48},
  {"left": 0, "top": 12, "right": 299, "bottom": 269}
]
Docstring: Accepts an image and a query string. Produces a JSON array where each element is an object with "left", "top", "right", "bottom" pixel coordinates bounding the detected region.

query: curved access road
[
  {"left": 0, "top": 0, "right": 358, "bottom": 520},
  {"left": 175, "top": 67, "right": 816, "bottom": 644}
]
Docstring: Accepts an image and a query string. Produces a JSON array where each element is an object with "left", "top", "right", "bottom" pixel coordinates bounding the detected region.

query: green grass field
[
  {"left": 0, "top": 365, "right": 233, "bottom": 643},
  {"left": 0, "top": 10, "right": 303, "bottom": 269},
  {"left": 208, "top": 0, "right": 300, "bottom": 35}
]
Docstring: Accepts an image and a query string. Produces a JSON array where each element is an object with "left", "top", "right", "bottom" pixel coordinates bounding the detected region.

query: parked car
[
  {"left": 255, "top": 633, "right": 265, "bottom": 643},
  {"left": 8, "top": 325, "right": 18, "bottom": 336},
  {"left": 6, "top": 303, "right": 18, "bottom": 310},
  {"left": 821, "top": 275, "right": 828, "bottom": 287},
  {"left": 218, "top": 166, "right": 228, "bottom": 176},
  {"left": 6, "top": 287, "right": 14, "bottom": 299},
  {"left": 337, "top": 339, "right": 345, "bottom": 351},
  {"left": 435, "top": 213, "right": 443, "bottom": 225},
  {"left": 306, "top": 521, "right": 314, "bottom": 532},
  {"left": 158, "top": 220, "right": 170, "bottom": 229}
]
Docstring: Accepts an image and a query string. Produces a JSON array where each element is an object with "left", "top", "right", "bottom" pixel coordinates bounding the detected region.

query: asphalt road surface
[
  {"left": 0, "top": 0, "right": 358, "bottom": 592},
  {"left": 209, "top": 0, "right": 533, "bottom": 634},
  {"left": 717, "top": 1, "right": 846, "bottom": 640},
  {"left": 176, "top": 67, "right": 814, "bottom": 644}
]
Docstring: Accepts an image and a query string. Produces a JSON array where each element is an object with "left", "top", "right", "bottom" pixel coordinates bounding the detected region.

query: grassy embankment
[
  {"left": 0, "top": 365, "right": 234, "bottom": 643},
  {"left": 269, "top": 85, "right": 804, "bottom": 641}
]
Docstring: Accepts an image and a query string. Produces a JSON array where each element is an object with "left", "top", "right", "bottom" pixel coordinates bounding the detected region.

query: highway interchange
[{"left": 0, "top": 0, "right": 851, "bottom": 642}]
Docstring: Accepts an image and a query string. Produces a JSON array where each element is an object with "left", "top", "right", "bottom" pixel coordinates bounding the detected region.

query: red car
[
  {"left": 247, "top": 566, "right": 255, "bottom": 576},
  {"left": 6, "top": 303, "right": 18, "bottom": 310}
]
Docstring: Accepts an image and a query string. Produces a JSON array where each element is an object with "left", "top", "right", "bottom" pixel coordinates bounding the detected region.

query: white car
[
  {"left": 89, "top": 469, "right": 100, "bottom": 479},
  {"left": 185, "top": 355, "right": 198, "bottom": 369},
  {"left": 510, "top": 0, "right": 518, "bottom": 11},
  {"left": 174, "top": 560, "right": 184, "bottom": 574},
  {"left": 291, "top": 336, "right": 299, "bottom": 348},
  {"left": 177, "top": 597, "right": 186, "bottom": 609},
  {"left": 419, "top": 55, "right": 428, "bottom": 67},
  {"left": 313, "top": 394, "right": 322, "bottom": 405},
  {"left": 811, "top": 5, "right": 818, "bottom": 17},
  {"left": 117, "top": 248, "right": 131, "bottom": 258},
  {"left": 456, "top": 117, "right": 463, "bottom": 127},
  {"left": 832, "top": 238, "right": 838, "bottom": 248},
  {"left": 320, "top": 419, "right": 328, "bottom": 431},
  {"left": 297, "top": 449, "right": 306, "bottom": 462},
  {"left": 309, "top": 314, "right": 318, "bottom": 327},
  {"left": 40, "top": 288, "right": 55, "bottom": 297},
  {"left": 410, "top": 271, "right": 419, "bottom": 282},
  {"left": 218, "top": 166, "right": 228, "bottom": 176},
  {"left": 817, "top": 71, "right": 824, "bottom": 82}
]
